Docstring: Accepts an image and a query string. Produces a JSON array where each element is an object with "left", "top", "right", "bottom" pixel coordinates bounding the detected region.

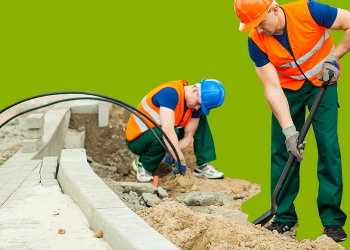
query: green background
[{"left": 1, "top": 0, "right": 349, "bottom": 248}]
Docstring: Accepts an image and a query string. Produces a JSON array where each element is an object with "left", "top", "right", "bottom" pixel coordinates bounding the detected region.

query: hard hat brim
[
  {"left": 239, "top": 11, "right": 266, "bottom": 32},
  {"left": 200, "top": 79, "right": 210, "bottom": 116},
  {"left": 202, "top": 103, "right": 210, "bottom": 116}
]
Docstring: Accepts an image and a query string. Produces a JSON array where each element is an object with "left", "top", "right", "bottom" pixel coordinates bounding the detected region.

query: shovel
[{"left": 253, "top": 71, "right": 334, "bottom": 226}]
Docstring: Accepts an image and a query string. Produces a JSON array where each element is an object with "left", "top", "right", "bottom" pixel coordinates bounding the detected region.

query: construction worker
[
  {"left": 125, "top": 79, "right": 225, "bottom": 183},
  {"left": 234, "top": 0, "right": 348, "bottom": 242}
]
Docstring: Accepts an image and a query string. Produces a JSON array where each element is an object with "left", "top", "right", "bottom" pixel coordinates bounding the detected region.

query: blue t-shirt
[
  {"left": 248, "top": 0, "right": 338, "bottom": 67},
  {"left": 152, "top": 87, "right": 202, "bottom": 119}
]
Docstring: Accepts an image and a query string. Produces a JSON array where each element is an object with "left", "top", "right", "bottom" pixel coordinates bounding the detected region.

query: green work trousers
[
  {"left": 271, "top": 81, "right": 346, "bottom": 227},
  {"left": 126, "top": 114, "right": 216, "bottom": 173}
]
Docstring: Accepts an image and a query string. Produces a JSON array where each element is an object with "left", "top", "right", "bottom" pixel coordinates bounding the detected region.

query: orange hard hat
[{"left": 234, "top": 0, "right": 274, "bottom": 32}]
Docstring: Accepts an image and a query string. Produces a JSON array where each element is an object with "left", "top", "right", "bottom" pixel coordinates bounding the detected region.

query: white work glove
[{"left": 283, "top": 125, "right": 306, "bottom": 162}]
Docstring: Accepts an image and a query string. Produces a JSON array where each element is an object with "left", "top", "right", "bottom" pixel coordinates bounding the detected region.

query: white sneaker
[
  {"left": 132, "top": 158, "right": 154, "bottom": 182},
  {"left": 192, "top": 162, "right": 224, "bottom": 179}
]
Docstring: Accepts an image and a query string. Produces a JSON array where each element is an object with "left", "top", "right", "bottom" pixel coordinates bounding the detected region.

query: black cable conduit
[{"left": 0, "top": 92, "right": 183, "bottom": 175}]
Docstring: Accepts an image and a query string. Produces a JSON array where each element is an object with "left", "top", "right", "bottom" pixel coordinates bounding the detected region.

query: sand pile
[{"left": 137, "top": 201, "right": 344, "bottom": 250}]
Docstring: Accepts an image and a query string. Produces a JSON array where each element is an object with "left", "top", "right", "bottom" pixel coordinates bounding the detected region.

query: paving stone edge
[{"left": 57, "top": 148, "right": 179, "bottom": 250}]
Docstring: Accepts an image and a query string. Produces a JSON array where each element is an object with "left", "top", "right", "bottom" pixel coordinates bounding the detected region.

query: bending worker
[
  {"left": 234, "top": 0, "right": 348, "bottom": 242},
  {"left": 125, "top": 79, "right": 225, "bottom": 182}
]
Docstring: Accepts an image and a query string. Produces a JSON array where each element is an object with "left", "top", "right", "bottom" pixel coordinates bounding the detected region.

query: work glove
[
  {"left": 317, "top": 54, "right": 340, "bottom": 83},
  {"left": 283, "top": 125, "right": 307, "bottom": 162},
  {"left": 173, "top": 158, "right": 186, "bottom": 176},
  {"left": 164, "top": 152, "right": 174, "bottom": 165}
]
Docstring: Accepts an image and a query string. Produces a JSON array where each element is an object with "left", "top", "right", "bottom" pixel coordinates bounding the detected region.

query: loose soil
[
  {"left": 68, "top": 106, "right": 260, "bottom": 211},
  {"left": 69, "top": 105, "right": 345, "bottom": 250},
  {"left": 137, "top": 202, "right": 343, "bottom": 250},
  {"left": 0, "top": 100, "right": 345, "bottom": 250}
]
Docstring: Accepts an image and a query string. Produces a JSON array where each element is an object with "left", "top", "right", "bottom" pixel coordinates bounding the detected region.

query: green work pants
[
  {"left": 126, "top": 114, "right": 216, "bottom": 173},
  {"left": 271, "top": 81, "right": 346, "bottom": 227}
]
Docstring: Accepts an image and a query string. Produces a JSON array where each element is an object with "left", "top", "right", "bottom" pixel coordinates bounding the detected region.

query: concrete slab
[
  {"left": 42, "top": 157, "right": 58, "bottom": 162},
  {"left": 1, "top": 183, "right": 21, "bottom": 190},
  {"left": 0, "top": 174, "right": 17, "bottom": 181},
  {"left": 24, "top": 128, "right": 44, "bottom": 139},
  {"left": 40, "top": 166, "right": 56, "bottom": 173},
  {"left": 92, "top": 208, "right": 179, "bottom": 250},
  {"left": 14, "top": 170, "right": 33, "bottom": 177},
  {"left": 59, "top": 148, "right": 87, "bottom": 163},
  {"left": 64, "top": 129, "right": 85, "bottom": 149},
  {"left": 40, "top": 173, "right": 55, "bottom": 179},
  {"left": 70, "top": 100, "right": 98, "bottom": 114},
  {"left": 0, "top": 188, "right": 16, "bottom": 197},
  {"left": 7, "top": 192, "right": 28, "bottom": 201},
  {"left": 58, "top": 168, "right": 127, "bottom": 225},
  {"left": 26, "top": 160, "right": 42, "bottom": 166},
  {"left": 33, "top": 107, "right": 71, "bottom": 160},
  {"left": 41, "top": 161, "right": 57, "bottom": 167},
  {"left": 21, "top": 137, "right": 43, "bottom": 153},
  {"left": 98, "top": 100, "right": 112, "bottom": 127},
  {"left": 20, "top": 179, "right": 40, "bottom": 187},
  {"left": 0, "top": 184, "right": 112, "bottom": 250},
  {"left": 41, "top": 179, "right": 58, "bottom": 186},
  {"left": 58, "top": 148, "right": 178, "bottom": 250},
  {"left": 25, "top": 113, "right": 45, "bottom": 129},
  {"left": 0, "top": 196, "right": 8, "bottom": 205},
  {"left": 0, "top": 167, "right": 21, "bottom": 174},
  {"left": 20, "top": 165, "right": 39, "bottom": 171},
  {"left": 27, "top": 173, "right": 40, "bottom": 180}
]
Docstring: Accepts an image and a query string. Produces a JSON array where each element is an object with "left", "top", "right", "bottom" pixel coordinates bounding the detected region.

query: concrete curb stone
[{"left": 58, "top": 148, "right": 179, "bottom": 250}]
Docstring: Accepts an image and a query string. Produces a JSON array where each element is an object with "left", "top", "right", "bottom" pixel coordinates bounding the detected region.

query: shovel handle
[
  {"left": 271, "top": 71, "right": 334, "bottom": 214},
  {"left": 298, "top": 71, "right": 334, "bottom": 143}
]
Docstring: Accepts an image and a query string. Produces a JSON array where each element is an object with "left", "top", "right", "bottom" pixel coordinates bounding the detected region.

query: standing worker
[
  {"left": 125, "top": 79, "right": 225, "bottom": 182},
  {"left": 234, "top": 0, "right": 348, "bottom": 242}
]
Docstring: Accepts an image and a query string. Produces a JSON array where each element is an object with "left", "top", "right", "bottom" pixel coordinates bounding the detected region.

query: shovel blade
[{"left": 252, "top": 209, "right": 274, "bottom": 226}]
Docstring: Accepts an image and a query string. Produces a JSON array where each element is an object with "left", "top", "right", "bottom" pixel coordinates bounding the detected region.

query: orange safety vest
[
  {"left": 249, "top": 0, "right": 341, "bottom": 90},
  {"left": 125, "top": 80, "right": 194, "bottom": 141}
]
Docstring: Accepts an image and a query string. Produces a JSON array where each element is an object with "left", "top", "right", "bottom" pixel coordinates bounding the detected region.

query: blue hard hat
[{"left": 198, "top": 79, "right": 225, "bottom": 116}]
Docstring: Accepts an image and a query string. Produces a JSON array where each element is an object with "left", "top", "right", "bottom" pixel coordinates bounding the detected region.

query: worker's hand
[
  {"left": 164, "top": 152, "right": 174, "bottom": 165},
  {"left": 283, "top": 126, "right": 306, "bottom": 162},
  {"left": 173, "top": 158, "right": 186, "bottom": 176},
  {"left": 317, "top": 54, "right": 340, "bottom": 83}
]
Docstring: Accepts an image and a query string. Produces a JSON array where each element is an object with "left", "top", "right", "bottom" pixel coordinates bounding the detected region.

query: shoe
[
  {"left": 132, "top": 158, "right": 154, "bottom": 182},
  {"left": 266, "top": 221, "right": 291, "bottom": 234},
  {"left": 323, "top": 226, "right": 347, "bottom": 242},
  {"left": 192, "top": 162, "right": 224, "bottom": 179}
]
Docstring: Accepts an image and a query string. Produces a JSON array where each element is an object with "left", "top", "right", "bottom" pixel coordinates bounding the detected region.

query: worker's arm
[
  {"left": 330, "top": 8, "right": 350, "bottom": 59},
  {"left": 159, "top": 107, "right": 184, "bottom": 160},
  {"left": 256, "top": 62, "right": 294, "bottom": 130},
  {"left": 179, "top": 118, "right": 200, "bottom": 150},
  {"left": 256, "top": 63, "right": 306, "bottom": 161}
]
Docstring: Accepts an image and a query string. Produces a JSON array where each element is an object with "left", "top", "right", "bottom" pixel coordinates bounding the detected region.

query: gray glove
[
  {"left": 173, "top": 158, "right": 186, "bottom": 176},
  {"left": 317, "top": 54, "right": 340, "bottom": 83},
  {"left": 283, "top": 126, "right": 306, "bottom": 162}
]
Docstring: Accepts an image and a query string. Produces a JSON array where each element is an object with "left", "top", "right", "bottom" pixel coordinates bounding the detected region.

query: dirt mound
[
  {"left": 137, "top": 201, "right": 344, "bottom": 250},
  {"left": 68, "top": 106, "right": 136, "bottom": 167},
  {"left": 69, "top": 105, "right": 345, "bottom": 249},
  {"left": 70, "top": 106, "right": 260, "bottom": 211}
]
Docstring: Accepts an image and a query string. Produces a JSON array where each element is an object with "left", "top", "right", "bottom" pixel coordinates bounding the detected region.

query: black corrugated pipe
[{"left": 0, "top": 92, "right": 183, "bottom": 175}]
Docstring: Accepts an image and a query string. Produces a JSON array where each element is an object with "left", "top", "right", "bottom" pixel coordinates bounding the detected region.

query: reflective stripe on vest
[
  {"left": 277, "top": 46, "right": 335, "bottom": 80},
  {"left": 125, "top": 80, "right": 194, "bottom": 141},
  {"left": 276, "top": 30, "right": 330, "bottom": 70},
  {"left": 133, "top": 96, "right": 162, "bottom": 133}
]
